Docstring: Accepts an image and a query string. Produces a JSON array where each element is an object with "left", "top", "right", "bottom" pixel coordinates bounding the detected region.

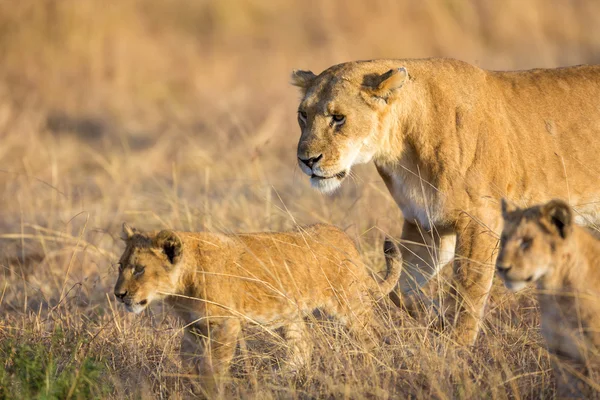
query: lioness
[
  {"left": 496, "top": 199, "right": 600, "bottom": 397},
  {"left": 291, "top": 58, "right": 600, "bottom": 345},
  {"left": 113, "top": 223, "right": 401, "bottom": 389}
]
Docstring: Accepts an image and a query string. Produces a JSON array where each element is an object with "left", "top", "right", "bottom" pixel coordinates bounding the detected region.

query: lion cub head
[
  {"left": 496, "top": 199, "right": 574, "bottom": 292},
  {"left": 291, "top": 63, "right": 408, "bottom": 193},
  {"left": 114, "top": 223, "right": 183, "bottom": 314}
]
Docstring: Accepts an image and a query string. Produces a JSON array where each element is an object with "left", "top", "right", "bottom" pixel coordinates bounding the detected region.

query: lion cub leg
[
  {"left": 181, "top": 323, "right": 210, "bottom": 396},
  {"left": 325, "top": 295, "right": 381, "bottom": 347},
  {"left": 345, "top": 307, "right": 382, "bottom": 347},
  {"left": 181, "top": 319, "right": 242, "bottom": 396},
  {"left": 281, "top": 320, "right": 311, "bottom": 373}
]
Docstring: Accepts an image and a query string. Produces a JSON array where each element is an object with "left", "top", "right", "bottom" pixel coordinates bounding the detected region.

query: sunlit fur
[{"left": 292, "top": 58, "right": 600, "bottom": 346}]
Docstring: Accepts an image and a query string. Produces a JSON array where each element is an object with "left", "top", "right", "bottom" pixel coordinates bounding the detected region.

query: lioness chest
[{"left": 376, "top": 163, "right": 445, "bottom": 230}]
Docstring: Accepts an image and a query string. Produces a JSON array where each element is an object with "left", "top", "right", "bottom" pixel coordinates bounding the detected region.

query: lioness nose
[
  {"left": 299, "top": 154, "right": 322, "bottom": 169},
  {"left": 114, "top": 290, "right": 128, "bottom": 301}
]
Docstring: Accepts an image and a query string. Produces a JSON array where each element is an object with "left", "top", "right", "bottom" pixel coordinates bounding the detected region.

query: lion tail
[{"left": 369, "top": 238, "right": 402, "bottom": 298}]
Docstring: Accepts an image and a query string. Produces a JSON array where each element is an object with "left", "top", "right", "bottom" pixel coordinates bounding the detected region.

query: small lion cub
[
  {"left": 113, "top": 223, "right": 401, "bottom": 389},
  {"left": 497, "top": 199, "right": 600, "bottom": 397}
]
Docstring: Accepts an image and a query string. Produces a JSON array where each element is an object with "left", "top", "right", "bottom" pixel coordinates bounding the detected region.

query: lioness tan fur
[
  {"left": 113, "top": 223, "right": 401, "bottom": 390},
  {"left": 497, "top": 199, "right": 600, "bottom": 397},
  {"left": 291, "top": 58, "right": 600, "bottom": 345}
]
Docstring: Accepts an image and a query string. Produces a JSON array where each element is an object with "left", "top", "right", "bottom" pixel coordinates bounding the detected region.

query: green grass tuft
[{"left": 0, "top": 329, "right": 112, "bottom": 400}]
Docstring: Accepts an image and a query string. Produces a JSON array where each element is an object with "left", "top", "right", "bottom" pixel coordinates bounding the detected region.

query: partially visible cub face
[{"left": 496, "top": 199, "right": 573, "bottom": 292}]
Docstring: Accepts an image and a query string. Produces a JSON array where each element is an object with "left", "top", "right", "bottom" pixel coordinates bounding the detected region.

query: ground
[{"left": 1, "top": 0, "right": 599, "bottom": 398}]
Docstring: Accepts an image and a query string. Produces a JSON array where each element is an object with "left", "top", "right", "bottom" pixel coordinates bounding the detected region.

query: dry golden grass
[{"left": 1, "top": 0, "right": 600, "bottom": 398}]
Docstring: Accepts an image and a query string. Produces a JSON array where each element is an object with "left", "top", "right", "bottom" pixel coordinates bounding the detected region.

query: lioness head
[
  {"left": 291, "top": 63, "right": 408, "bottom": 193},
  {"left": 496, "top": 199, "right": 573, "bottom": 292},
  {"left": 113, "top": 223, "right": 183, "bottom": 314}
]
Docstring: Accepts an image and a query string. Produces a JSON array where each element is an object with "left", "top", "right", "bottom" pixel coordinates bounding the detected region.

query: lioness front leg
[
  {"left": 447, "top": 216, "right": 499, "bottom": 346},
  {"left": 391, "top": 220, "right": 456, "bottom": 315}
]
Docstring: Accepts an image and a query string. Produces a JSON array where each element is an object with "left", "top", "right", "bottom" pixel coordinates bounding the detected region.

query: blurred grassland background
[{"left": 1, "top": 0, "right": 600, "bottom": 398}]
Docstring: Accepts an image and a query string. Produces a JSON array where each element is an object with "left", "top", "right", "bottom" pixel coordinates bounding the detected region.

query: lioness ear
[
  {"left": 121, "top": 222, "right": 136, "bottom": 241},
  {"left": 291, "top": 69, "right": 317, "bottom": 91},
  {"left": 154, "top": 230, "right": 183, "bottom": 265},
  {"left": 364, "top": 67, "right": 408, "bottom": 98},
  {"left": 500, "top": 198, "right": 519, "bottom": 219},
  {"left": 542, "top": 199, "right": 573, "bottom": 239}
]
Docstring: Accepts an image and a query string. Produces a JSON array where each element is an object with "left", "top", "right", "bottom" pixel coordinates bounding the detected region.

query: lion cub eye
[
  {"left": 331, "top": 114, "right": 346, "bottom": 126},
  {"left": 133, "top": 265, "right": 146, "bottom": 276},
  {"left": 520, "top": 237, "right": 532, "bottom": 251}
]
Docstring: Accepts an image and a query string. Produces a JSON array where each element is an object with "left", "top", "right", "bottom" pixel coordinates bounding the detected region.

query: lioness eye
[
  {"left": 332, "top": 114, "right": 345, "bottom": 124},
  {"left": 520, "top": 238, "right": 532, "bottom": 251},
  {"left": 117, "top": 263, "right": 123, "bottom": 271},
  {"left": 134, "top": 265, "right": 145, "bottom": 276}
]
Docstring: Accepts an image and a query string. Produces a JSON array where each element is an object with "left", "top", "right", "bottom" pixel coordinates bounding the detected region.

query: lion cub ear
[
  {"left": 541, "top": 199, "right": 573, "bottom": 239},
  {"left": 364, "top": 67, "right": 408, "bottom": 99},
  {"left": 291, "top": 69, "right": 317, "bottom": 92},
  {"left": 500, "top": 198, "right": 519, "bottom": 219},
  {"left": 154, "top": 230, "right": 183, "bottom": 265},
  {"left": 121, "top": 223, "right": 137, "bottom": 241}
]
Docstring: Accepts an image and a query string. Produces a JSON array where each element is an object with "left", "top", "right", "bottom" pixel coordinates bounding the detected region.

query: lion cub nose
[
  {"left": 114, "top": 290, "right": 128, "bottom": 301},
  {"left": 299, "top": 154, "right": 323, "bottom": 169}
]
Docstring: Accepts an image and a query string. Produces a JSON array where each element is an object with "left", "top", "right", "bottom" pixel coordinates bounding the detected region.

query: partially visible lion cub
[
  {"left": 497, "top": 199, "right": 600, "bottom": 397},
  {"left": 113, "top": 223, "right": 401, "bottom": 390}
]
